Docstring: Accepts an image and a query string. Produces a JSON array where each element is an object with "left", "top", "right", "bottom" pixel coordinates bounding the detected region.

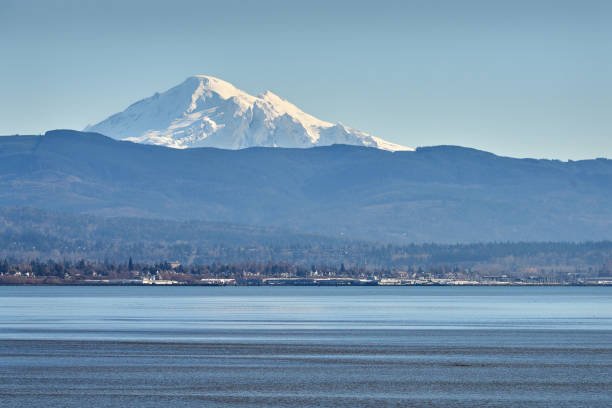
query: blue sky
[{"left": 1, "top": 0, "right": 610, "bottom": 159}]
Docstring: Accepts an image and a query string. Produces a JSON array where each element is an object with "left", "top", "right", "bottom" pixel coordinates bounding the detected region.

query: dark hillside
[{"left": 1, "top": 130, "right": 611, "bottom": 242}]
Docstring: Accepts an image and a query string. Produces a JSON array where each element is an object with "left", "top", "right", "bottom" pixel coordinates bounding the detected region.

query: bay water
[{"left": 1, "top": 286, "right": 611, "bottom": 407}]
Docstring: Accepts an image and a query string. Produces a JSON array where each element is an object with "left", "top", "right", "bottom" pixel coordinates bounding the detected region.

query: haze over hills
[
  {"left": 1, "top": 130, "right": 611, "bottom": 243},
  {"left": 85, "top": 75, "right": 411, "bottom": 151},
  {"left": 2, "top": 207, "right": 612, "bottom": 273}
]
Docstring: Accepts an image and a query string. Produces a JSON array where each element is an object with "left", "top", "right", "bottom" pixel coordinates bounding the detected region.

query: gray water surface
[{"left": 1, "top": 286, "right": 611, "bottom": 407}]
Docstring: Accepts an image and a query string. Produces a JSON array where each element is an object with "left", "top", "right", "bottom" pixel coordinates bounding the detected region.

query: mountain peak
[
  {"left": 86, "top": 75, "right": 413, "bottom": 151},
  {"left": 185, "top": 75, "right": 253, "bottom": 101}
]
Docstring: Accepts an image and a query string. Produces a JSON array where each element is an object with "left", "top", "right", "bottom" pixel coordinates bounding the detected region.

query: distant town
[{"left": 1, "top": 259, "right": 611, "bottom": 286}]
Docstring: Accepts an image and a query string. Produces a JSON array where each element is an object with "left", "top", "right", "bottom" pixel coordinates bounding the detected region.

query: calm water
[{"left": 1, "top": 286, "right": 611, "bottom": 407}]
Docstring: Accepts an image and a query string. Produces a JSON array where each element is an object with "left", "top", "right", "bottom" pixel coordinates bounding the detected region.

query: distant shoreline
[
  {"left": 3, "top": 258, "right": 611, "bottom": 287},
  {"left": 1, "top": 282, "right": 610, "bottom": 287}
]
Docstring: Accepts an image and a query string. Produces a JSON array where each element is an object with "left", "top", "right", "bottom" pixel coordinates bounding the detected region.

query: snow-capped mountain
[{"left": 85, "top": 75, "right": 412, "bottom": 151}]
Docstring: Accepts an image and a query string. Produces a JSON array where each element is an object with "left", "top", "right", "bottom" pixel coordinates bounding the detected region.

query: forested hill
[
  {"left": 1, "top": 207, "right": 611, "bottom": 276},
  {"left": 1, "top": 130, "right": 611, "bottom": 243}
]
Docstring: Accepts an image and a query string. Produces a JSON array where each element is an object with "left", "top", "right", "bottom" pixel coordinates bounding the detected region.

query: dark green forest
[{"left": 1, "top": 207, "right": 611, "bottom": 277}]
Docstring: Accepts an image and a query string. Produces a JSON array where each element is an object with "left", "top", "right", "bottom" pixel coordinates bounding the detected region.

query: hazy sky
[{"left": 1, "top": 0, "right": 610, "bottom": 159}]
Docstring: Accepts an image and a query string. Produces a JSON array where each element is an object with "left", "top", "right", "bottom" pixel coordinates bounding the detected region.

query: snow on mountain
[{"left": 85, "top": 75, "right": 412, "bottom": 151}]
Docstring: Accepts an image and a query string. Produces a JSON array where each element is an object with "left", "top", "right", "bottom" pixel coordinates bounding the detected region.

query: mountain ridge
[{"left": 1, "top": 129, "right": 611, "bottom": 243}]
